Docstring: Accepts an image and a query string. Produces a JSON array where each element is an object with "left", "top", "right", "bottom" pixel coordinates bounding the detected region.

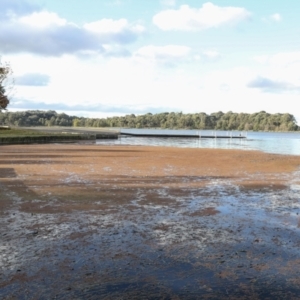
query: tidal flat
[{"left": 1, "top": 144, "right": 300, "bottom": 299}]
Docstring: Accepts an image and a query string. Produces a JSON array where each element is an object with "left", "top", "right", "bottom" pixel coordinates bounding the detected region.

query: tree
[{"left": 0, "top": 58, "right": 13, "bottom": 111}]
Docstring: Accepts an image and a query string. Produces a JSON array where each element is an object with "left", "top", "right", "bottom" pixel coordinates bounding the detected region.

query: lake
[{"left": 96, "top": 129, "right": 300, "bottom": 156}]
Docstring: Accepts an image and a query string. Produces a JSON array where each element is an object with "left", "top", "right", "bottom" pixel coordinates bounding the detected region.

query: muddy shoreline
[{"left": 1, "top": 144, "right": 300, "bottom": 299}]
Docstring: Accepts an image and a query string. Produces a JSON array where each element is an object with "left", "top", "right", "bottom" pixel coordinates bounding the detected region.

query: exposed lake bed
[{"left": 1, "top": 144, "right": 300, "bottom": 299}]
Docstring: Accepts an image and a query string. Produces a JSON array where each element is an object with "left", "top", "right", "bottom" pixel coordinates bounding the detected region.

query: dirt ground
[{"left": 1, "top": 143, "right": 300, "bottom": 299}]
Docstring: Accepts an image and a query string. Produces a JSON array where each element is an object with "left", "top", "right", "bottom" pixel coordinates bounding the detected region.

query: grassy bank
[{"left": 0, "top": 127, "right": 95, "bottom": 144}]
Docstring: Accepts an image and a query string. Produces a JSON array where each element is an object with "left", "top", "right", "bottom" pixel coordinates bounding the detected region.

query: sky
[{"left": 1, "top": 0, "right": 300, "bottom": 121}]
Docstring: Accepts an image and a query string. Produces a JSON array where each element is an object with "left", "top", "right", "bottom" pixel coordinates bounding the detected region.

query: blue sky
[{"left": 1, "top": 0, "right": 300, "bottom": 121}]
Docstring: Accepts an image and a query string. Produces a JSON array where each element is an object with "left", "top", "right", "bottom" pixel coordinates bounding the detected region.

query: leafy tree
[
  {"left": 0, "top": 58, "right": 13, "bottom": 111},
  {"left": 72, "top": 118, "right": 82, "bottom": 127}
]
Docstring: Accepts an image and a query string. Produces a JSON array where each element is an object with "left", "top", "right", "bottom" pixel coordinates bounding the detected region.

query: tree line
[{"left": 0, "top": 110, "right": 298, "bottom": 131}]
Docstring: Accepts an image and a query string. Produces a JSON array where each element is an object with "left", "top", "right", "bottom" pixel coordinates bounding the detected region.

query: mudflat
[{"left": 1, "top": 144, "right": 300, "bottom": 299}]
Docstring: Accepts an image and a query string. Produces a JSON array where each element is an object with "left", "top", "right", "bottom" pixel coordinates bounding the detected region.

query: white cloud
[
  {"left": 254, "top": 51, "right": 300, "bottom": 68},
  {"left": 253, "top": 55, "right": 268, "bottom": 64},
  {"left": 250, "top": 51, "right": 300, "bottom": 94},
  {"left": 134, "top": 45, "right": 191, "bottom": 65},
  {"left": 10, "top": 98, "right": 173, "bottom": 116},
  {"left": 0, "top": 0, "right": 40, "bottom": 19},
  {"left": 0, "top": 21, "right": 97, "bottom": 56},
  {"left": 153, "top": 2, "right": 251, "bottom": 31},
  {"left": 133, "top": 46, "right": 223, "bottom": 67},
  {"left": 3, "top": 2, "right": 297, "bottom": 118},
  {"left": 262, "top": 13, "right": 282, "bottom": 24},
  {"left": 84, "top": 18, "right": 144, "bottom": 35},
  {"left": 18, "top": 11, "right": 67, "bottom": 28},
  {"left": 270, "top": 13, "right": 282, "bottom": 22},
  {"left": 268, "top": 52, "right": 300, "bottom": 67},
  {"left": 0, "top": 7, "right": 145, "bottom": 56},
  {"left": 84, "top": 19, "right": 145, "bottom": 45},
  {"left": 202, "top": 50, "right": 221, "bottom": 61},
  {"left": 248, "top": 76, "right": 300, "bottom": 93},
  {"left": 198, "top": 67, "right": 299, "bottom": 114},
  {"left": 8, "top": 53, "right": 197, "bottom": 114},
  {"left": 8, "top": 52, "right": 300, "bottom": 118}
]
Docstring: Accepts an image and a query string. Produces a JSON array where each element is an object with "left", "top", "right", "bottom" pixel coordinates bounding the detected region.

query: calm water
[{"left": 96, "top": 129, "right": 300, "bottom": 156}]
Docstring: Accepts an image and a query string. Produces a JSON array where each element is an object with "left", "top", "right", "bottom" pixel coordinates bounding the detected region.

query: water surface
[{"left": 96, "top": 129, "right": 300, "bottom": 155}]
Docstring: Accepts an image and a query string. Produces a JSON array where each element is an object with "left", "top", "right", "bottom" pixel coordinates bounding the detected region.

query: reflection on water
[{"left": 96, "top": 129, "right": 300, "bottom": 155}]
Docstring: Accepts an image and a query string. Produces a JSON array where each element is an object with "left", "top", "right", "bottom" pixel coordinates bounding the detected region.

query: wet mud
[{"left": 1, "top": 144, "right": 300, "bottom": 299}]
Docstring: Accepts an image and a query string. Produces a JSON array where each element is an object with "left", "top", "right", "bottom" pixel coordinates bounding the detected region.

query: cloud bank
[
  {"left": 0, "top": 3, "right": 145, "bottom": 56},
  {"left": 153, "top": 2, "right": 251, "bottom": 31},
  {"left": 248, "top": 76, "right": 300, "bottom": 93},
  {"left": 10, "top": 98, "right": 174, "bottom": 115},
  {"left": 0, "top": 0, "right": 40, "bottom": 19},
  {"left": 134, "top": 45, "right": 191, "bottom": 66}
]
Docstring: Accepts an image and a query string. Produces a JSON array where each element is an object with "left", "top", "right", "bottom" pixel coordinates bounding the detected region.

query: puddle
[{"left": 290, "top": 184, "right": 300, "bottom": 191}]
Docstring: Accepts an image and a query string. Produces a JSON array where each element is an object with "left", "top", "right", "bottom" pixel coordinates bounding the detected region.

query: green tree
[
  {"left": 72, "top": 118, "right": 81, "bottom": 127},
  {"left": 0, "top": 59, "right": 13, "bottom": 111}
]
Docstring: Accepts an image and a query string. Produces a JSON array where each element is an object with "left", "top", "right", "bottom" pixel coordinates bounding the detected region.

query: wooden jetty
[{"left": 120, "top": 131, "right": 246, "bottom": 139}]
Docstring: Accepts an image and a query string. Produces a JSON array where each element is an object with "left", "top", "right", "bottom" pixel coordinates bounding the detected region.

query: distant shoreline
[{"left": 1, "top": 110, "right": 298, "bottom": 131}]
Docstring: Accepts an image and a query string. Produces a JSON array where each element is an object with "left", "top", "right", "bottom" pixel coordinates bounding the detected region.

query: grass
[
  {"left": 0, "top": 127, "right": 95, "bottom": 144},
  {"left": 0, "top": 128, "right": 56, "bottom": 136}
]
